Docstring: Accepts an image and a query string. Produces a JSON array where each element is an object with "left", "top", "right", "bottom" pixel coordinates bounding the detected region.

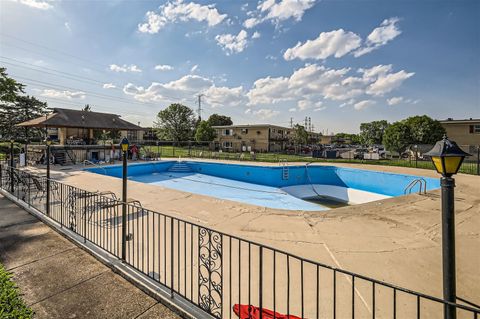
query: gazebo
[
  {"left": 17, "top": 108, "right": 144, "bottom": 165},
  {"left": 18, "top": 108, "right": 143, "bottom": 145}
]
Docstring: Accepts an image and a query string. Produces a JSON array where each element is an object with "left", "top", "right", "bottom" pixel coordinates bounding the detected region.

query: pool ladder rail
[
  {"left": 404, "top": 178, "right": 427, "bottom": 195},
  {"left": 168, "top": 161, "right": 192, "bottom": 173},
  {"left": 279, "top": 159, "right": 289, "bottom": 180}
]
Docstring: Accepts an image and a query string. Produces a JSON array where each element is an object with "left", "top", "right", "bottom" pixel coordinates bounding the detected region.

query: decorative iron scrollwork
[
  {"left": 67, "top": 188, "right": 78, "bottom": 231},
  {"left": 198, "top": 227, "right": 222, "bottom": 318}
]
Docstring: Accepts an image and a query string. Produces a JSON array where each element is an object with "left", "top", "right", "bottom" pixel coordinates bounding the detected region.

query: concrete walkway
[{"left": 0, "top": 194, "right": 180, "bottom": 319}]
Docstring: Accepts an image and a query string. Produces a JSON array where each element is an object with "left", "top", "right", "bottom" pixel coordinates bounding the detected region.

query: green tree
[
  {"left": 292, "top": 124, "right": 308, "bottom": 145},
  {"left": 154, "top": 103, "right": 196, "bottom": 142},
  {"left": 0, "top": 67, "right": 24, "bottom": 103},
  {"left": 383, "top": 121, "right": 412, "bottom": 155},
  {"left": 14, "top": 95, "right": 48, "bottom": 142},
  {"left": 359, "top": 120, "right": 390, "bottom": 145},
  {"left": 335, "top": 133, "right": 361, "bottom": 144},
  {"left": 194, "top": 120, "right": 216, "bottom": 141},
  {"left": 403, "top": 115, "right": 445, "bottom": 144},
  {"left": 207, "top": 114, "right": 233, "bottom": 126},
  {"left": 82, "top": 104, "right": 92, "bottom": 112}
]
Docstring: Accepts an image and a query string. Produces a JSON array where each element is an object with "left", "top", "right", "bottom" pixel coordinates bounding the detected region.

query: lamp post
[
  {"left": 425, "top": 135, "right": 470, "bottom": 319},
  {"left": 46, "top": 137, "right": 52, "bottom": 216},
  {"left": 120, "top": 137, "right": 129, "bottom": 261}
]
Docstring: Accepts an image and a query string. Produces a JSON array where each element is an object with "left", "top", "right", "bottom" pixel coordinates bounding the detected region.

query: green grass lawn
[
  {"left": 0, "top": 263, "right": 33, "bottom": 319},
  {"left": 141, "top": 145, "right": 478, "bottom": 175}
]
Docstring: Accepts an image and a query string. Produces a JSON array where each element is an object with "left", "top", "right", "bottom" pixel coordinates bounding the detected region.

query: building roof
[
  {"left": 17, "top": 108, "right": 143, "bottom": 130},
  {"left": 440, "top": 118, "right": 480, "bottom": 124},
  {"left": 212, "top": 124, "right": 291, "bottom": 130}
]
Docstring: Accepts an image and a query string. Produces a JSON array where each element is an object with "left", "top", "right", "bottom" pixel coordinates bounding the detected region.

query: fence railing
[{"left": 0, "top": 164, "right": 479, "bottom": 319}]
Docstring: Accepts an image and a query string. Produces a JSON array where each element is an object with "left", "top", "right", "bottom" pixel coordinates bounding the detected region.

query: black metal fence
[{"left": 0, "top": 165, "right": 479, "bottom": 318}]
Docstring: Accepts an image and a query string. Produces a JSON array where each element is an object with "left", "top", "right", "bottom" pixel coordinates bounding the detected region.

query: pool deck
[{"left": 26, "top": 159, "right": 480, "bottom": 306}]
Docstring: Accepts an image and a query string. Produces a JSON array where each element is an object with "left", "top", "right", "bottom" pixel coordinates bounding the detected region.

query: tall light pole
[
  {"left": 120, "top": 137, "right": 129, "bottom": 261},
  {"left": 10, "top": 139, "right": 14, "bottom": 193},
  {"left": 425, "top": 135, "right": 470, "bottom": 319}
]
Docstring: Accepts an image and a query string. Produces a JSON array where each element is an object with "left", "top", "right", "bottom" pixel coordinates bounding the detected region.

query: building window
[
  {"left": 223, "top": 141, "right": 233, "bottom": 148},
  {"left": 241, "top": 128, "right": 249, "bottom": 134},
  {"left": 222, "top": 129, "right": 233, "bottom": 136},
  {"left": 473, "top": 125, "right": 480, "bottom": 134}
]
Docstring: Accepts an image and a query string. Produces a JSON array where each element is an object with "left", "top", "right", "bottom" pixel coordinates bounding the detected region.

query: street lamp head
[
  {"left": 425, "top": 135, "right": 471, "bottom": 177},
  {"left": 120, "top": 137, "right": 129, "bottom": 152}
]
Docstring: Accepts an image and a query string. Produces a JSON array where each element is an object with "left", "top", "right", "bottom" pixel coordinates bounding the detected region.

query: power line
[{"left": 2, "top": 56, "right": 200, "bottom": 106}]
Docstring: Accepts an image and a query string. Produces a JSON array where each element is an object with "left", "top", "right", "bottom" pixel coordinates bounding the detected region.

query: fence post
[
  {"left": 83, "top": 190, "right": 87, "bottom": 243},
  {"left": 259, "top": 246, "right": 263, "bottom": 319},
  {"left": 170, "top": 218, "right": 174, "bottom": 298},
  {"left": 46, "top": 142, "right": 51, "bottom": 216},
  {"left": 10, "top": 141, "right": 14, "bottom": 193},
  {"left": 477, "top": 146, "right": 479, "bottom": 176}
]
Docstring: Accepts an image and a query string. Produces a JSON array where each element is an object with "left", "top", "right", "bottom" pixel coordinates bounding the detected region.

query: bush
[
  {"left": 0, "top": 263, "right": 34, "bottom": 318},
  {"left": 0, "top": 143, "right": 22, "bottom": 156}
]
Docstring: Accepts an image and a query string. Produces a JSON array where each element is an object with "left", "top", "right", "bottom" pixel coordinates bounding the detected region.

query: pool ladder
[
  {"left": 404, "top": 178, "right": 427, "bottom": 195},
  {"left": 279, "top": 159, "right": 289, "bottom": 180}
]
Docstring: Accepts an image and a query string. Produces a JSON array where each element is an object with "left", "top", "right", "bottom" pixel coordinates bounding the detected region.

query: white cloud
[
  {"left": 215, "top": 30, "right": 249, "bottom": 55},
  {"left": 138, "top": 0, "right": 227, "bottom": 34},
  {"left": 64, "top": 22, "right": 71, "bottom": 32},
  {"left": 366, "top": 70, "right": 414, "bottom": 96},
  {"left": 284, "top": 29, "right": 362, "bottom": 61},
  {"left": 243, "top": 0, "right": 315, "bottom": 29},
  {"left": 190, "top": 64, "right": 199, "bottom": 73},
  {"left": 40, "top": 89, "right": 85, "bottom": 99},
  {"left": 253, "top": 108, "right": 280, "bottom": 119},
  {"left": 123, "top": 74, "right": 244, "bottom": 108},
  {"left": 354, "top": 17, "right": 401, "bottom": 57},
  {"left": 247, "top": 63, "right": 414, "bottom": 106},
  {"left": 288, "top": 108, "right": 296, "bottom": 112},
  {"left": 109, "top": 64, "right": 142, "bottom": 73},
  {"left": 353, "top": 99, "right": 376, "bottom": 110},
  {"left": 387, "top": 96, "right": 403, "bottom": 105},
  {"left": 252, "top": 31, "right": 261, "bottom": 39},
  {"left": 103, "top": 83, "right": 116, "bottom": 89},
  {"left": 154, "top": 64, "right": 174, "bottom": 71},
  {"left": 243, "top": 17, "right": 261, "bottom": 29},
  {"left": 9, "top": 0, "right": 53, "bottom": 10},
  {"left": 204, "top": 85, "right": 247, "bottom": 107}
]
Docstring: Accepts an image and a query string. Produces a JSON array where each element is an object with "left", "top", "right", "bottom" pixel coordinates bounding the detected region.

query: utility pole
[
  {"left": 304, "top": 117, "right": 308, "bottom": 128},
  {"left": 308, "top": 117, "right": 312, "bottom": 132},
  {"left": 290, "top": 117, "right": 293, "bottom": 128},
  {"left": 197, "top": 94, "right": 204, "bottom": 121}
]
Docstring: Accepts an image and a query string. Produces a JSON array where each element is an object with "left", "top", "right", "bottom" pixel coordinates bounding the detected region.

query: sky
[{"left": 0, "top": 0, "right": 479, "bottom": 134}]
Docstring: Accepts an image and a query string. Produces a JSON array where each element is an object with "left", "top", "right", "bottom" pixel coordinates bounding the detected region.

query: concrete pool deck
[{"left": 25, "top": 159, "right": 480, "bottom": 308}]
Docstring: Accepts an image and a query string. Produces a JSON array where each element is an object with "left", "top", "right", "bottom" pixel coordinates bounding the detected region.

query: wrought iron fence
[{"left": 0, "top": 164, "right": 479, "bottom": 319}]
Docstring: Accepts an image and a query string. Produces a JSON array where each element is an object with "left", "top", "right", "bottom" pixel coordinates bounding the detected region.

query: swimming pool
[{"left": 85, "top": 161, "right": 440, "bottom": 211}]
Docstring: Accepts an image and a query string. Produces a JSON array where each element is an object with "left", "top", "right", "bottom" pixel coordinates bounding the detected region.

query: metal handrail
[
  {"left": 404, "top": 178, "right": 427, "bottom": 195},
  {"left": 83, "top": 160, "right": 107, "bottom": 174}
]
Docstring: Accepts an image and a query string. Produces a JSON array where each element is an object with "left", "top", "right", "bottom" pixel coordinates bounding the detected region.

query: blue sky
[{"left": 1, "top": 0, "right": 479, "bottom": 133}]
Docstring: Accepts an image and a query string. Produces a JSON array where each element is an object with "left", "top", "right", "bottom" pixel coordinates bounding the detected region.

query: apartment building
[{"left": 212, "top": 124, "right": 292, "bottom": 152}]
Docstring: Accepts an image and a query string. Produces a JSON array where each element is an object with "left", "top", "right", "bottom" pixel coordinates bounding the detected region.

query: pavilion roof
[{"left": 17, "top": 108, "right": 143, "bottom": 131}]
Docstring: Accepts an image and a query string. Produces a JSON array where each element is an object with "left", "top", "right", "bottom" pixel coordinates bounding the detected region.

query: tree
[
  {"left": 154, "top": 103, "right": 196, "bottom": 142},
  {"left": 207, "top": 114, "right": 233, "bottom": 126},
  {"left": 403, "top": 115, "right": 445, "bottom": 144},
  {"left": 14, "top": 96, "right": 48, "bottom": 142},
  {"left": 195, "top": 120, "right": 216, "bottom": 142},
  {"left": 292, "top": 124, "right": 308, "bottom": 145},
  {"left": 82, "top": 104, "right": 92, "bottom": 112},
  {"left": 359, "top": 120, "right": 390, "bottom": 145},
  {"left": 383, "top": 121, "right": 412, "bottom": 155},
  {"left": 335, "top": 133, "right": 361, "bottom": 144},
  {"left": 0, "top": 67, "right": 24, "bottom": 103}
]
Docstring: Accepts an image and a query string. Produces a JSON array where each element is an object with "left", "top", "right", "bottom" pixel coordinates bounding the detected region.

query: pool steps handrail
[
  {"left": 404, "top": 178, "right": 427, "bottom": 195},
  {"left": 83, "top": 160, "right": 107, "bottom": 174}
]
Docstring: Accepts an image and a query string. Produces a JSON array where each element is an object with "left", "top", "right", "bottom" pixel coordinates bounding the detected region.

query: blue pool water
[{"left": 85, "top": 161, "right": 440, "bottom": 211}]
